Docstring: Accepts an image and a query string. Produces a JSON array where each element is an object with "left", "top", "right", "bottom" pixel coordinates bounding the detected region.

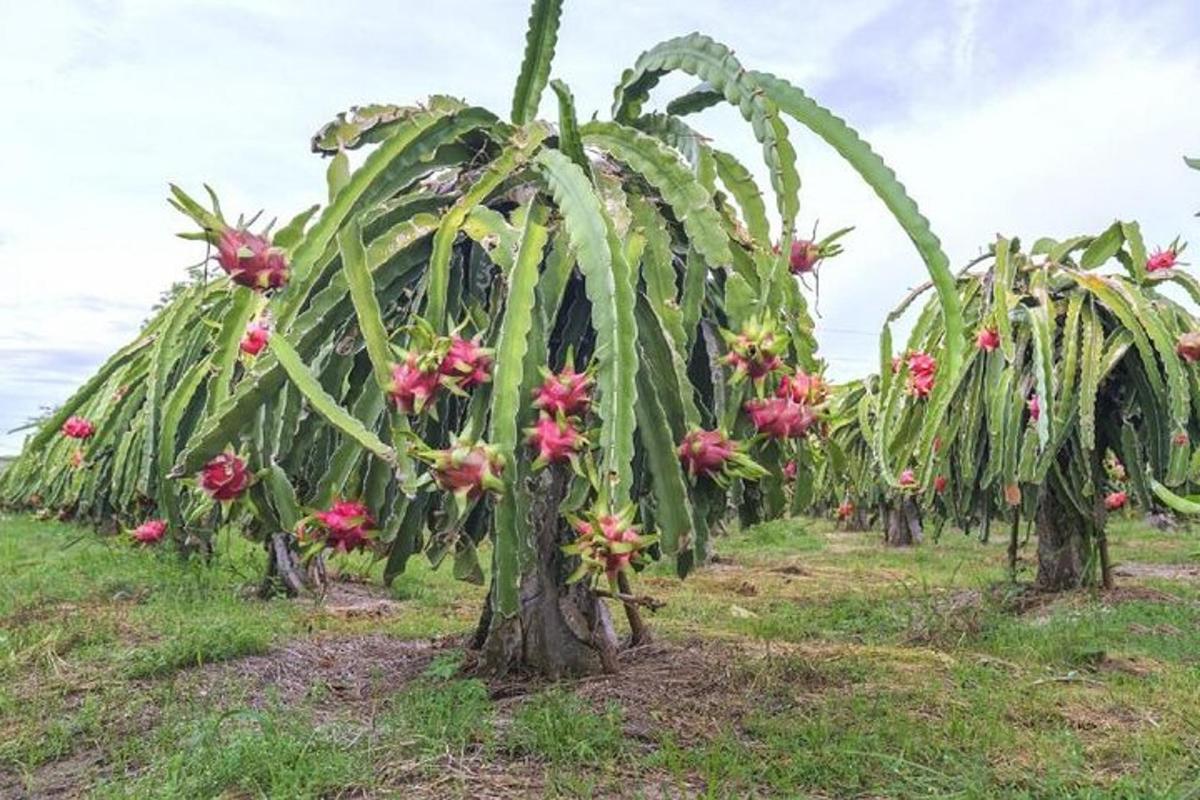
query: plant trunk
[
  {"left": 475, "top": 466, "right": 621, "bottom": 678},
  {"left": 259, "top": 532, "right": 326, "bottom": 598},
  {"left": 1034, "top": 490, "right": 1087, "bottom": 591},
  {"left": 884, "top": 497, "right": 923, "bottom": 546}
]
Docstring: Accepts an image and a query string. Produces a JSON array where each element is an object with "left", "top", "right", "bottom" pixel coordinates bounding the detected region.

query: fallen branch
[{"left": 595, "top": 588, "right": 666, "bottom": 612}]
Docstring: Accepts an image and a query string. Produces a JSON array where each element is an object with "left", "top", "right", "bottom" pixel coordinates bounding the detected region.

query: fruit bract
[{"left": 199, "top": 452, "right": 249, "bottom": 501}]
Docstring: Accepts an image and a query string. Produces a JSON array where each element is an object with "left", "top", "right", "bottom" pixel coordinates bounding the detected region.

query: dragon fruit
[
  {"left": 783, "top": 460, "right": 798, "bottom": 482},
  {"left": 775, "top": 368, "right": 828, "bottom": 405},
  {"left": 898, "top": 469, "right": 916, "bottom": 488},
  {"left": 532, "top": 365, "right": 593, "bottom": 418},
  {"left": 61, "top": 416, "right": 96, "bottom": 440},
  {"left": 1104, "top": 491, "right": 1127, "bottom": 511},
  {"left": 69, "top": 449, "right": 85, "bottom": 469},
  {"left": 904, "top": 351, "right": 937, "bottom": 398},
  {"left": 439, "top": 335, "right": 493, "bottom": 391},
  {"left": 388, "top": 353, "right": 443, "bottom": 415},
  {"left": 744, "top": 396, "right": 816, "bottom": 440},
  {"left": 721, "top": 318, "right": 785, "bottom": 384},
  {"left": 199, "top": 452, "right": 249, "bottom": 501},
  {"left": 1028, "top": 394, "right": 1041, "bottom": 422},
  {"left": 1176, "top": 332, "right": 1200, "bottom": 363},
  {"left": 215, "top": 228, "right": 289, "bottom": 290},
  {"left": 788, "top": 240, "right": 822, "bottom": 274},
  {"left": 423, "top": 441, "right": 505, "bottom": 502},
  {"left": 132, "top": 519, "right": 167, "bottom": 544},
  {"left": 836, "top": 501, "right": 855, "bottom": 521},
  {"left": 933, "top": 475, "right": 948, "bottom": 494},
  {"left": 239, "top": 319, "right": 270, "bottom": 356},
  {"left": 564, "top": 505, "right": 656, "bottom": 585},
  {"left": 526, "top": 414, "right": 587, "bottom": 468},
  {"left": 308, "top": 499, "right": 375, "bottom": 553},
  {"left": 1146, "top": 247, "right": 1177, "bottom": 273},
  {"left": 976, "top": 328, "right": 1000, "bottom": 352},
  {"left": 677, "top": 428, "right": 768, "bottom": 484}
]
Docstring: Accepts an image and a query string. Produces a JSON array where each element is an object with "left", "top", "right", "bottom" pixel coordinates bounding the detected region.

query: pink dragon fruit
[
  {"left": 132, "top": 519, "right": 167, "bottom": 544},
  {"left": 532, "top": 365, "right": 593, "bottom": 418},
  {"left": 439, "top": 335, "right": 493, "bottom": 391},
  {"left": 899, "top": 469, "right": 916, "bottom": 488},
  {"left": 1028, "top": 393, "right": 1041, "bottom": 422},
  {"left": 239, "top": 319, "right": 270, "bottom": 356},
  {"left": 61, "top": 416, "right": 96, "bottom": 440},
  {"left": 565, "top": 506, "right": 655, "bottom": 585},
  {"left": 836, "top": 501, "right": 855, "bottom": 521},
  {"left": 775, "top": 368, "right": 829, "bottom": 405},
  {"left": 388, "top": 353, "right": 443, "bottom": 415},
  {"left": 744, "top": 397, "right": 816, "bottom": 440},
  {"left": 976, "top": 328, "right": 1000, "bottom": 352},
  {"left": 424, "top": 441, "right": 505, "bottom": 502},
  {"left": 722, "top": 319, "right": 785, "bottom": 384},
  {"left": 904, "top": 351, "right": 937, "bottom": 398},
  {"left": 309, "top": 499, "right": 375, "bottom": 553},
  {"left": 783, "top": 460, "right": 798, "bottom": 482},
  {"left": 526, "top": 414, "right": 587, "bottom": 467},
  {"left": 199, "top": 452, "right": 249, "bottom": 501},
  {"left": 1146, "top": 247, "right": 1177, "bottom": 273},
  {"left": 677, "top": 429, "right": 736, "bottom": 478},
  {"left": 216, "top": 228, "right": 289, "bottom": 290},
  {"left": 789, "top": 240, "right": 823, "bottom": 274},
  {"left": 1176, "top": 332, "right": 1200, "bottom": 363},
  {"left": 934, "top": 475, "right": 948, "bottom": 494},
  {"left": 1104, "top": 491, "right": 1127, "bottom": 511}
]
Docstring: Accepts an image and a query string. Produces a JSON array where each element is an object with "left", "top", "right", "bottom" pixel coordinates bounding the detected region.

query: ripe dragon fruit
[
  {"left": 132, "top": 519, "right": 167, "bottom": 544},
  {"left": 422, "top": 441, "right": 505, "bottom": 502},
  {"left": 61, "top": 416, "right": 96, "bottom": 440},
  {"left": 788, "top": 239, "right": 823, "bottom": 274},
  {"left": 1146, "top": 247, "right": 1177, "bottom": 273},
  {"left": 976, "top": 328, "right": 1000, "bottom": 352},
  {"left": 836, "top": 501, "right": 855, "bottom": 521},
  {"left": 775, "top": 368, "right": 829, "bottom": 405},
  {"left": 1028, "top": 393, "right": 1041, "bottom": 422},
  {"left": 677, "top": 428, "right": 768, "bottom": 484},
  {"left": 388, "top": 352, "right": 443, "bottom": 415},
  {"left": 783, "top": 460, "right": 798, "bottom": 482},
  {"left": 215, "top": 228, "right": 289, "bottom": 290},
  {"left": 1104, "top": 491, "right": 1127, "bottom": 511},
  {"left": 933, "top": 475, "right": 948, "bottom": 494},
  {"left": 532, "top": 365, "right": 593, "bottom": 418},
  {"left": 239, "top": 319, "right": 270, "bottom": 356},
  {"left": 439, "top": 335, "right": 493, "bottom": 391},
  {"left": 904, "top": 351, "right": 937, "bottom": 398},
  {"left": 564, "top": 505, "right": 657, "bottom": 585},
  {"left": 744, "top": 396, "right": 816, "bottom": 440},
  {"left": 1174, "top": 432, "right": 1190, "bottom": 447},
  {"left": 526, "top": 414, "right": 587, "bottom": 468},
  {"left": 1176, "top": 332, "right": 1200, "bottom": 363},
  {"left": 306, "top": 499, "right": 376, "bottom": 553},
  {"left": 899, "top": 469, "right": 916, "bottom": 488},
  {"left": 721, "top": 319, "right": 785, "bottom": 384},
  {"left": 199, "top": 452, "right": 249, "bottom": 501}
]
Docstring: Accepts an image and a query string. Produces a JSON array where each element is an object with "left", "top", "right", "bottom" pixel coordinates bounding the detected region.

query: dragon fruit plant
[
  {"left": 872, "top": 227, "right": 1200, "bottom": 589},
  {"left": 3, "top": 0, "right": 963, "bottom": 677}
]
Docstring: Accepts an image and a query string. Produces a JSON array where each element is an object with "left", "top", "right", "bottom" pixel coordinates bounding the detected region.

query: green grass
[{"left": 1, "top": 510, "right": 1199, "bottom": 798}]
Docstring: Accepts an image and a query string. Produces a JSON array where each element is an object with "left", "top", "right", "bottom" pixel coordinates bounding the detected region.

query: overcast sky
[{"left": 2, "top": 0, "right": 1198, "bottom": 454}]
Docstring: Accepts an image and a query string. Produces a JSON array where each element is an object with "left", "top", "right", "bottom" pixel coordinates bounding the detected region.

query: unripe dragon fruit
[
  {"left": 1028, "top": 393, "right": 1041, "bottom": 422},
  {"left": 744, "top": 396, "right": 816, "bottom": 440},
  {"left": 216, "top": 228, "right": 289, "bottom": 290},
  {"left": 1104, "top": 491, "right": 1127, "bottom": 511},
  {"left": 61, "top": 416, "right": 96, "bottom": 440},
  {"left": 899, "top": 469, "right": 916, "bottom": 488},
  {"left": 775, "top": 368, "right": 829, "bottom": 405},
  {"left": 388, "top": 353, "right": 443, "bottom": 415},
  {"left": 1146, "top": 247, "right": 1178, "bottom": 273},
  {"left": 532, "top": 365, "right": 593, "bottom": 418},
  {"left": 199, "top": 452, "right": 249, "bottom": 501},
  {"left": 904, "top": 351, "right": 937, "bottom": 398},
  {"left": 677, "top": 428, "right": 768, "bottom": 484},
  {"left": 1176, "top": 332, "right": 1200, "bottom": 363},
  {"left": 439, "top": 335, "right": 493, "bottom": 391},
  {"left": 721, "top": 318, "right": 785, "bottom": 384},
  {"left": 423, "top": 441, "right": 505, "bottom": 502},
  {"left": 69, "top": 449, "right": 85, "bottom": 469},
  {"left": 836, "top": 501, "right": 855, "bottom": 521},
  {"left": 934, "top": 475, "right": 948, "bottom": 494},
  {"left": 526, "top": 414, "right": 587, "bottom": 467},
  {"left": 976, "top": 328, "right": 1000, "bottom": 352},
  {"left": 239, "top": 319, "right": 270, "bottom": 356},
  {"left": 307, "top": 499, "right": 376, "bottom": 553},
  {"left": 132, "top": 519, "right": 167, "bottom": 544}
]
